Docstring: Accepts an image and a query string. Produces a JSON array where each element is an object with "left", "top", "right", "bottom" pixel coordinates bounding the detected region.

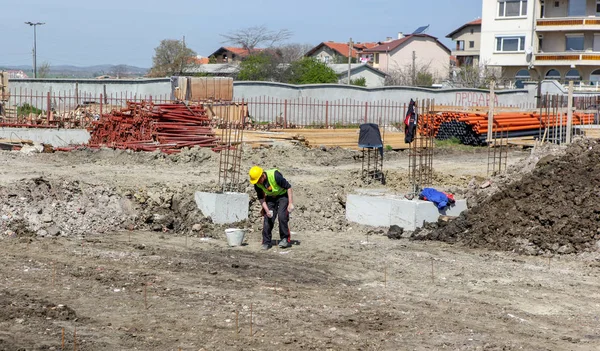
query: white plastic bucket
[{"left": 225, "top": 228, "right": 245, "bottom": 247}]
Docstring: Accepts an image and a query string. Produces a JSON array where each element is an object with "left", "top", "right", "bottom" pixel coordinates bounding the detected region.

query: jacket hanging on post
[{"left": 404, "top": 99, "right": 418, "bottom": 143}]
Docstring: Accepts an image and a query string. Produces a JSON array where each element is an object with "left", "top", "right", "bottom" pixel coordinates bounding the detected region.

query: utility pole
[
  {"left": 25, "top": 22, "right": 45, "bottom": 78},
  {"left": 348, "top": 37, "right": 353, "bottom": 84},
  {"left": 386, "top": 46, "right": 390, "bottom": 73},
  {"left": 411, "top": 51, "right": 416, "bottom": 86}
]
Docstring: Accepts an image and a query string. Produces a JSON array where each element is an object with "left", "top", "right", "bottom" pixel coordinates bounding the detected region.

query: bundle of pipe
[
  {"left": 422, "top": 111, "right": 595, "bottom": 145},
  {"left": 88, "top": 101, "right": 219, "bottom": 153}
]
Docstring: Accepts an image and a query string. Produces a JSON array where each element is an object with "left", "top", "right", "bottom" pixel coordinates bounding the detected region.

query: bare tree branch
[
  {"left": 221, "top": 26, "right": 292, "bottom": 52},
  {"left": 276, "top": 43, "right": 314, "bottom": 64}
]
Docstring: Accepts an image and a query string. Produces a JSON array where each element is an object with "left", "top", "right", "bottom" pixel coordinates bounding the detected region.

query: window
[
  {"left": 568, "top": 0, "right": 586, "bottom": 16},
  {"left": 540, "top": 0, "right": 545, "bottom": 18},
  {"left": 469, "top": 41, "right": 475, "bottom": 48},
  {"left": 597, "top": 0, "right": 600, "bottom": 15},
  {"left": 566, "top": 69, "right": 582, "bottom": 81},
  {"left": 498, "top": 0, "right": 527, "bottom": 17},
  {"left": 545, "top": 69, "right": 561, "bottom": 79},
  {"left": 566, "top": 34, "right": 584, "bottom": 51},
  {"left": 515, "top": 69, "right": 531, "bottom": 79},
  {"left": 457, "top": 40, "right": 465, "bottom": 51},
  {"left": 591, "top": 69, "right": 600, "bottom": 83},
  {"left": 374, "top": 53, "right": 379, "bottom": 64},
  {"left": 495, "top": 36, "right": 526, "bottom": 52}
]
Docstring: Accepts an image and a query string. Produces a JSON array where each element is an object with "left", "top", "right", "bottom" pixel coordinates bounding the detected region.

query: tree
[
  {"left": 149, "top": 39, "right": 197, "bottom": 77},
  {"left": 221, "top": 25, "right": 292, "bottom": 53},
  {"left": 285, "top": 58, "right": 338, "bottom": 84},
  {"left": 110, "top": 64, "right": 128, "bottom": 78},
  {"left": 385, "top": 61, "right": 436, "bottom": 87},
  {"left": 38, "top": 62, "right": 50, "bottom": 78},
  {"left": 236, "top": 53, "right": 279, "bottom": 81},
  {"left": 449, "top": 61, "right": 501, "bottom": 89},
  {"left": 350, "top": 77, "right": 367, "bottom": 87},
  {"left": 208, "top": 55, "right": 217, "bottom": 64},
  {"left": 276, "top": 43, "right": 313, "bottom": 64}
]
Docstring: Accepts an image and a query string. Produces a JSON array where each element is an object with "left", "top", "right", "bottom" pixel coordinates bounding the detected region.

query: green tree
[
  {"left": 149, "top": 39, "right": 197, "bottom": 77},
  {"left": 350, "top": 77, "right": 367, "bottom": 87},
  {"left": 236, "top": 53, "right": 278, "bottom": 81},
  {"left": 208, "top": 55, "right": 217, "bottom": 64},
  {"left": 416, "top": 71, "right": 433, "bottom": 86},
  {"left": 286, "top": 58, "right": 338, "bottom": 84}
]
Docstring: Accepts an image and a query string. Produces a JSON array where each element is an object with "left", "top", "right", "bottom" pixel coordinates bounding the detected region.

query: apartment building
[
  {"left": 446, "top": 19, "right": 482, "bottom": 68},
  {"left": 481, "top": 0, "right": 600, "bottom": 86}
]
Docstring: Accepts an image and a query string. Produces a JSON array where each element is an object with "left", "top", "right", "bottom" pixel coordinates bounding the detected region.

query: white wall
[
  {"left": 337, "top": 67, "right": 386, "bottom": 88},
  {"left": 380, "top": 37, "right": 450, "bottom": 81},
  {"left": 481, "top": 0, "right": 536, "bottom": 67}
]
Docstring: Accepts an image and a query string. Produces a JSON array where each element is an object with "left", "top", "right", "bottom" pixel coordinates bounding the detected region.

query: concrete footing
[
  {"left": 346, "top": 189, "right": 467, "bottom": 230},
  {"left": 0, "top": 128, "right": 90, "bottom": 147},
  {"left": 194, "top": 191, "right": 249, "bottom": 224}
]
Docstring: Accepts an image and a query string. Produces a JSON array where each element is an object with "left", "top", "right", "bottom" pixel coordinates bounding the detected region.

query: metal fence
[
  {"left": 235, "top": 96, "right": 408, "bottom": 128},
  {"left": 0, "top": 89, "right": 171, "bottom": 128},
  {"left": 2, "top": 89, "right": 597, "bottom": 130}
]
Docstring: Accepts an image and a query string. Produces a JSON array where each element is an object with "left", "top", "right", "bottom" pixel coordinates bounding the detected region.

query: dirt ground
[{"left": 2, "top": 144, "right": 600, "bottom": 350}]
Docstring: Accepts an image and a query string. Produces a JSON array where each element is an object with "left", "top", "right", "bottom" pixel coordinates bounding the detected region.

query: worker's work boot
[
  {"left": 278, "top": 239, "right": 291, "bottom": 248},
  {"left": 261, "top": 243, "right": 271, "bottom": 250}
]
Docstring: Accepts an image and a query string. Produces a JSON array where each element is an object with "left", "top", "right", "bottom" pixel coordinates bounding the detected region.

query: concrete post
[{"left": 566, "top": 81, "right": 574, "bottom": 144}]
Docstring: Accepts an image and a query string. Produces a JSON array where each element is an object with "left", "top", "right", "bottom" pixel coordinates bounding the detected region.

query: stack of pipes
[{"left": 88, "top": 101, "right": 219, "bottom": 153}]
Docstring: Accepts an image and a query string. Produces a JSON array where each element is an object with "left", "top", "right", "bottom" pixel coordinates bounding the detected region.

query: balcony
[
  {"left": 537, "top": 17, "right": 600, "bottom": 31},
  {"left": 534, "top": 52, "right": 600, "bottom": 65}
]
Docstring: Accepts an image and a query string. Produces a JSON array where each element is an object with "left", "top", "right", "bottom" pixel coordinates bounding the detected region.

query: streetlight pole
[{"left": 25, "top": 22, "right": 45, "bottom": 78}]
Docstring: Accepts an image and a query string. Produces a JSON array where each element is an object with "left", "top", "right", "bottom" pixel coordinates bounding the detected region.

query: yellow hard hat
[{"left": 248, "top": 166, "right": 263, "bottom": 184}]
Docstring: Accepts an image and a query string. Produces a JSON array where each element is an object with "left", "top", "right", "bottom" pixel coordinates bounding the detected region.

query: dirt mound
[
  {"left": 415, "top": 139, "right": 600, "bottom": 255},
  {"left": 0, "top": 176, "right": 232, "bottom": 239}
]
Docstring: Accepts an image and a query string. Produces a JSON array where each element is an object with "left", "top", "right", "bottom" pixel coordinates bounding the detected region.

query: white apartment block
[{"left": 481, "top": 0, "right": 600, "bottom": 87}]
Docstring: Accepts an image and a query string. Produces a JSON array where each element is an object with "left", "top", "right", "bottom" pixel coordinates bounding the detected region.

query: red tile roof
[
  {"left": 209, "top": 47, "right": 266, "bottom": 58},
  {"left": 190, "top": 57, "right": 210, "bottom": 64},
  {"left": 306, "top": 42, "right": 379, "bottom": 58},
  {"left": 362, "top": 34, "right": 450, "bottom": 54},
  {"left": 446, "top": 18, "right": 482, "bottom": 38}
]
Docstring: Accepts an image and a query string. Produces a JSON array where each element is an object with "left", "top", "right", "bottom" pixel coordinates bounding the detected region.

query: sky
[{"left": 0, "top": 0, "right": 482, "bottom": 68}]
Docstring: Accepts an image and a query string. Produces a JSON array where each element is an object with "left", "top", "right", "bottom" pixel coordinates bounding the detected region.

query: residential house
[
  {"left": 208, "top": 47, "right": 265, "bottom": 63},
  {"left": 481, "top": 0, "right": 600, "bottom": 87},
  {"left": 305, "top": 41, "right": 378, "bottom": 64},
  {"left": 5, "top": 70, "right": 28, "bottom": 79},
  {"left": 329, "top": 64, "right": 387, "bottom": 87},
  {"left": 361, "top": 33, "right": 451, "bottom": 81},
  {"left": 446, "top": 19, "right": 482, "bottom": 67},
  {"left": 183, "top": 63, "right": 386, "bottom": 87}
]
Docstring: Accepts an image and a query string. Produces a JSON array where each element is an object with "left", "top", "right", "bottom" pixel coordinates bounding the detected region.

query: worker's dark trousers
[{"left": 263, "top": 195, "right": 291, "bottom": 245}]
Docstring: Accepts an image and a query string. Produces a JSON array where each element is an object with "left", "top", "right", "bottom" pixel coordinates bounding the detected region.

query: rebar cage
[
  {"left": 361, "top": 147, "right": 384, "bottom": 184},
  {"left": 487, "top": 124, "right": 509, "bottom": 176},
  {"left": 218, "top": 103, "right": 247, "bottom": 192},
  {"left": 408, "top": 100, "right": 435, "bottom": 195}
]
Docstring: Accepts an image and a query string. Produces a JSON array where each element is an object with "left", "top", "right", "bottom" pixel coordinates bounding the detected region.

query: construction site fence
[{"left": 1, "top": 89, "right": 599, "bottom": 130}]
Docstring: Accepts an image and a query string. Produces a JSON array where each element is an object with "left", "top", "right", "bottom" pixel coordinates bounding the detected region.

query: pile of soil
[
  {"left": 415, "top": 139, "right": 600, "bottom": 255},
  {"left": 0, "top": 176, "right": 228, "bottom": 238}
]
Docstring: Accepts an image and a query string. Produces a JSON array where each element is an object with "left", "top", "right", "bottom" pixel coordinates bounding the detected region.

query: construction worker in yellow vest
[{"left": 248, "top": 166, "right": 294, "bottom": 250}]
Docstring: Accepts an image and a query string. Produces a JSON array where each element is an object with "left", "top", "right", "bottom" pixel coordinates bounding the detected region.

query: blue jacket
[{"left": 420, "top": 188, "right": 451, "bottom": 210}]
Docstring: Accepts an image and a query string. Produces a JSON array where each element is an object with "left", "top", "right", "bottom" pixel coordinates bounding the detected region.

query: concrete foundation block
[
  {"left": 194, "top": 191, "right": 249, "bottom": 224},
  {"left": 346, "top": 192, "right": 467, "bottom": 231}
]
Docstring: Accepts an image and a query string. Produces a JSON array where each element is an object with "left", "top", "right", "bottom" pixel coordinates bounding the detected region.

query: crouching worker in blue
[{"left": 248, "top": 166, "right": 294, "bottom": 250}]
